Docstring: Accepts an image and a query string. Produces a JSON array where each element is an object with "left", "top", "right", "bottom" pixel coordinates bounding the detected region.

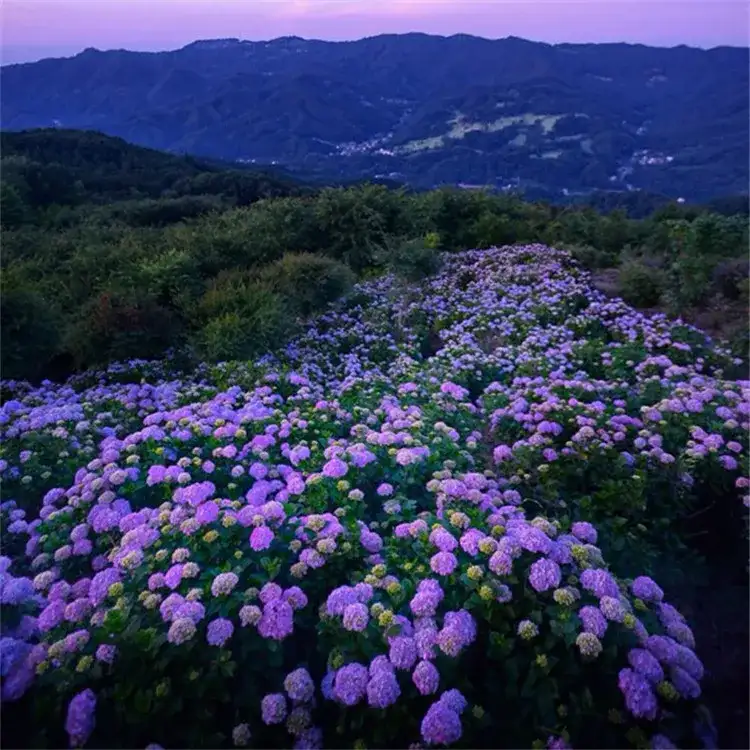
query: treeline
[
  {"left": 1, "top": 131, "right": 748, "bottom": 383},
  {"left": 0, "top": 129, "right": 307, "bottom": 229}
]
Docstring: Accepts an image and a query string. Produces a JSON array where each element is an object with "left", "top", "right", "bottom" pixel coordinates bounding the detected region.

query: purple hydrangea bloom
[
  {"left": 359, "top": 529, "right": 383, "bottom": 553},
  {"left": 489, "top": 551, "right": 513, "bottom": 576},
  {"left": 333, "top": 663, "right": 369, "bottom": 706},
  {"left": 670, "top": 666, "right": 701, "bottom": 699},
  {"left": 0, "top": 638, "right": 31, "bottom": 678},
  {"left": 211, "top": 572, "right": 239, "bottom": 597},
  {"left": 322, "top": 458, "right": 348, "bottom": 478},
  {"left": 65, "top": 689, "right": 97, "bottom": 748},
  {"left": 599, "top": 596, "right": 627, "bottom": 623},
  {"left": 284, "top": 668, "right": 315, "bottom": 703},
  {"left": 369, "top": 655, "right": 394, "bottom": 676},
  {"left": 429, "top": 527, "right": 458, "bottom": 552},
  {"left": 326, "top": 586, "right": 358, "bottom": 616},
  {"left": 160, "top": 593, "right": 185, "bottom": 622},
  {"left": 645, "top": 635, "right": 679, "bottom": 665},
  {"left": 95, "top": 644, "right": 117, "bottom": 665},
  {"left": 410, "top": 580, "right": 444, "bottom": 617},
  {"left": 167, "top": 617, "right": 196, "bottom": 645},
  {"left": 436, "top": 611, "right": 477, "bottom": 657},
  {"left": 250, "top": 526, "right": 274, "bottom": 552},
  {"left": 259, "top": 599, "right": 294, "bottom": 641},
  {"left": 389, "top": 636, "right": 418, "bottom": 670},
  {"left": 674, "top": 644, "right": 704, "bottom": 680},
  {"left": 283, "top": 586, "right": 309, "bottom": 611},
  {"left": 493, "top": 445, "right": 513, "bottom": 462},
  {"left": 206, "top": 617, "right": 234, "bottom": 647},
  {"left": 420, "top": 700, "right": 462, "bottom": 746},
  {"left": 439, "top": 689, "right": 468, "bottom": 714},
  {"left": 0, "top": 575, "right": 35, "bottom": 606},
  {"left": 571, "top": 521, "right": 598, "bottom": 544},
  {"left": 164, "top": 564, "right": 184, "bottom": 590},
  {"left": 580, "top": 568, "right": 619, "bottom": 599},
  {"left": 195, "top": 502, "right": 219, "bottom": 525},
  {"left": 293, "top": 727, "right": 323, "bottom": 750},
  {"left": 299, "top": 549, "right": 325, "bottom": 569},
  {"left": 430, "top": 552, "right": 458, "bottom": 576},
  {"left": 628, "top": 648, "right": 664, "bottom": 684},
  {"left": 88, "top": 568, "right": 120, "bottom": 606},
  {"left": 618, "top": 668, "right": 658, "bottom": 720},
  {"left": 342, "top": 603, "right": 369, "bottom": 632},
  {"left": 38, "top": 600, "right": 66, "bottom": 633},
  {"left": 528, "top": 558, "right": 561, "bottom": 592},
  {"left": 260, "top": 582, "right": 283, "bottom": 603},
  {"left": 174, "top": 601, "right": 206, "bottom": 624},
  {"left": 412, "top": 660, "right": 440, "bottom": 695},
  {"left": 261, "top": 693, "right": 288, "bottom": 725},
  {"left": 547, "top": 737, "right": 571, "bottom": 749},
  {"left": 415, "top": 627, "right": 437, "bottom": 661},
  {"left": 459, "top": 529, "right": 484, "bottom": 556},
  {"left": 579, "top": 606, "right": 608, "bottom": 638},
  {"left": 1, "top": 660, "right": 34, "bottom": 701},
  {"left": 366, "top": 669, "right": 401, "bottom": 708},
  {"left": 631, "top": 576, "right": 664, "bottom": 602}
]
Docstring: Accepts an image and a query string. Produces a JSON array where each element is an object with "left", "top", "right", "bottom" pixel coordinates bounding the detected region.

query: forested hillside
[{"left": 2, "top": 131, "right": 747, "bottom": 384}]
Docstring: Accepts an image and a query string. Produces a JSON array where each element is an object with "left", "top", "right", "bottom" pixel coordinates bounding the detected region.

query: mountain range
[{"left": 2, "top": 33, "right": 748, "bottom": 201}]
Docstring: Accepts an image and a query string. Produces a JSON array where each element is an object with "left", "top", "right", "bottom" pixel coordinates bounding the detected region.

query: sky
[{"left": 2, "top": 0, "right": 749, "bottom": 64}]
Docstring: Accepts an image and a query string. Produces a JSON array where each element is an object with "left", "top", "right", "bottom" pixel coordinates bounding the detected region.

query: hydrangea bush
[{"left": 1, "top": 245, "right": 747, "bottom": 749}]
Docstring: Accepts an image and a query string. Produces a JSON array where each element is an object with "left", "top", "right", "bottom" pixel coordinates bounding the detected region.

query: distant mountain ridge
[{"left": 2, "top": 33, "right": 748, "bottom": 201}]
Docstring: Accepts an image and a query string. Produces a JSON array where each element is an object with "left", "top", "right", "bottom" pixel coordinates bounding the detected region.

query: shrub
[
  {"left": 96, "top": 195, "right": 224, "bottom": 228},
  {"left": 63, "top": 291, "right": 180, "bottom": 369},
  {"left": 379, "top": 236, "right": 442, "bottom": 282},
  {"left": 0, "top": 286, "right": 60, "bottom": 381},
  {"left": 618, "top": 261, "right": 665, "bottom": 307},
  {"left": 193, "top": 280, "right": 293, "bottom": 362},
  {"left": 711, "top": 257, "right": 750, "bottom": 300},
  {"left": 566, "top": 244, "right": 618, "bottom": 270},
  {"left": 259, "top": 253, "right": 355, "bottom": 318}
]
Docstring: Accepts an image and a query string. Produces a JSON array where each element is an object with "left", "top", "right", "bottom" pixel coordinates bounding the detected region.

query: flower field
[{"left": 1, "top": 244, "right": 748, "bottom": 749}]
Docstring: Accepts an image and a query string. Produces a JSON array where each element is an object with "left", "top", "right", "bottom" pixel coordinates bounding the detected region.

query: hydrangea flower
[
  {"left": 333, "top": 663, "right": 369, "bottom": 706},
  {"left": 284, "top": 668, "right": 315, "bottom": 703},
  {"left": 206, "top": 618, "right": 234, "bottom": 647},
  {"left": 421, "top": 700, "right": 462, "bottom": 746},
  {"left": 261, "top": 693, "right": 288, "bottom": 725},
  {"left": 65, "top": 689, "right": 97, "bottom": 748}
]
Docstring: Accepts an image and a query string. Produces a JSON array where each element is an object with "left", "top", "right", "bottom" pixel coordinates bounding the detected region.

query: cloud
[{"left": 268, "top": 0, "right": 462, "bottom": 18}]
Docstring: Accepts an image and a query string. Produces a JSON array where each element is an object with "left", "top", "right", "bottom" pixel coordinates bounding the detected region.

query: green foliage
[
  {"left": 0, "top": 282, "right": 61, "bottom": 381},
  {"left": 0, "top": 130, "right": 305, "bottom": 228},
  {"left": 311, "top": 185, "right": 412, "bottom": 272},
  {"left": 566, "top": 245, "right": 617, "bottom": 270},
  {"left": 379, "top": 236, "right": 443, "bottom": 282},
  {"left": 63, "top": 290, "right": 181, "bottom": 369},
  {"left": 259, "top": 254, "right": 355, "bottom": 318},
  {"left": 193, "top": 276, "right": 294, "bottom": 362},
  {"left": 662, "top": 215, "right": 749, "bottom": 310},
  {"left": 712, "top": 258, "right": 750, "bottom": 301},
  {"left": 0, "top": 183, "right": 27, "bottom": 229},
  {"left": 618, "top": 261, "right": 665, "bottom": 308},
  {"left": 90, "top": 195, "right": 225, "bottom": 227},
  {"left": 0, "top": 131, "right": 747, "bottom": 382}
]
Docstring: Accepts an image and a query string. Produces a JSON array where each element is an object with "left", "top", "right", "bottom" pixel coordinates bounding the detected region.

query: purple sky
[{"left": 2, "top": 0, "right": 749, "bottom": 64}]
